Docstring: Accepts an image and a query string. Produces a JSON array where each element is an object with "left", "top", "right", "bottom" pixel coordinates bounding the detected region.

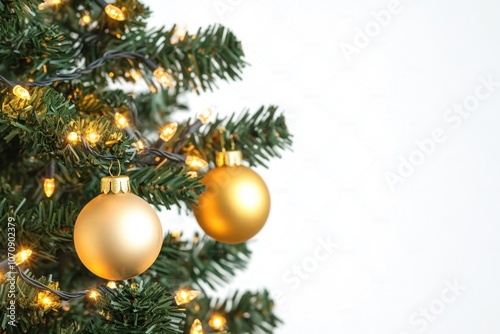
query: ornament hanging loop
[{"left": 108, "top": 160, "right": 121, "bottom": 177}]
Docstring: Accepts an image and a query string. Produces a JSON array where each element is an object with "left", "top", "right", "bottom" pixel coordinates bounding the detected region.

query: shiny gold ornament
[
  {"left": 74, "top": 175, "right": 163, "bottom": 280},
  {"left": 193, "top": 150, "right": 271, "bottom": 244}
]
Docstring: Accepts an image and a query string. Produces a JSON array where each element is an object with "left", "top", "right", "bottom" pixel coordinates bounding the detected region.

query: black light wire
[{"left": 0, "top": 50, "right": 158, "bottom": 88}]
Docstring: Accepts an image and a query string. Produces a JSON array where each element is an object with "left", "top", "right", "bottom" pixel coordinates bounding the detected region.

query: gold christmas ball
[
  {"left": 74, "top": 176, "right": 163, "bottom": 280},
  {"left": 193, "top": 161, "right": 271, "bottom": 244}
]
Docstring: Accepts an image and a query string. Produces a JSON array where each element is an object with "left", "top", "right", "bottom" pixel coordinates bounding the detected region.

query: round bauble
[
  {"left": 74, "top": 176, "right": 163, "bottom": 280},
  {"left": 193, "top": 151, "right": 270, "bottom": 244}
]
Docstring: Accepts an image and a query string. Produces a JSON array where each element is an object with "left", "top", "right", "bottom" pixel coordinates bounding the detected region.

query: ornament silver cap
[{"left": 101, "top": 175, "right": 130, "bottom": 194}]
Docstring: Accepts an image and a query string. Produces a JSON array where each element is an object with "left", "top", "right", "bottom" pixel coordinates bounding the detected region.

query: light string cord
[{"left": 0, "top": 50, "right": 158, "bottom": 88}]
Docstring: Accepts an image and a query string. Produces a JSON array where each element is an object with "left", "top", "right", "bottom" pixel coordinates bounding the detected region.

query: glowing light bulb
[
  {"left": 171, "top": 230, "right": 181, "bottom": 240},
  {"left": 39, "top": 0, "right": 61, "bottom": 9},
  {"left": 186, "top": 171, "right": 198, "bottom": 178},
  {"left": 175, "top": 289, "right": 201, "bottom": 305},
  {"left": 80, "top": 13, "right": 91, "bottom": 25},
  {"left": 160, "top": 122, "right": 178, "bottom": 142},
  {"left": 13, "top": 85, "right": 30, "bottom": 100},
  {"left": 67, "top": 132, "right": 79, "bottom": 145},
  {"left": 114, "top": 113, "right": 129, "bottom": 129},
  {"left": 153, "top": 67, "right": 174, "bottom": 88},
  {"left": 129, "top": 69, "right": 142, "bottom": 81},
  {"left": 170, "top": 25, "right": 188, "bottom": 44},
  {"left": 88, "top": 290, "right": 99, "bottom": 301},
  {"left": 85, "top": 132, "right": 100, "bottom": 145},
  {"left": 104, "top": 4, "right": 125, "bottom": 21},
  {"left": 198, "top": 108, "right": 213, "bottom": 124},
  {"left": 190, "top": 319, "right": 204, "bottom": 334},
  {"left": 185, "top": 156, "right": 208, "bottom": 170},
  {"left": 208, "top": 313, "right": 227, "bottom": 331},
  {"left": 132, "top": 140, "right": 145, "bottom": 151},
  {"left": 107, "top": 281, "right": 117, "bottom": 289},
  {"left": 14, "top": 249, "right": 32, "bottom": 265},
  {"left": 41, "top": 296, "right": 52, "bottom": 307},
  {"left": 44, "top": 178, "right": 55, "bottom": 198}
]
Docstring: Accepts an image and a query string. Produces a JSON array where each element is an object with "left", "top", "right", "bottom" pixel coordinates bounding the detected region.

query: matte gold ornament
[
  {"left": 193, "top": 150, "right": 271, "bottom": 244},
  {"left": 74, "top": 175, "right": 163, "bottom": 280}
]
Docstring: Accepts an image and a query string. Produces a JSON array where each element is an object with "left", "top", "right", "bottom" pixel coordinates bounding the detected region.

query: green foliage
[
  {"left": 0, "top": 270, "right": 63, "bottom": 334},
  {"left": 149, "top": 233, "right": 251, "bottom": 291},
  {"left": 185, "top": 290, "right": 281, "bottom": 334},
  {"left": 186, "top": 106, "right": 293, "bottom": 167},
  {"left": 89, "top": 280, "right": 185, "bottom": 334}
]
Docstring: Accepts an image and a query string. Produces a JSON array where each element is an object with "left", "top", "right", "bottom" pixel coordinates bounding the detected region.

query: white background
[{"left": 145, "top": 0, "right": 500, "bottom": 333}]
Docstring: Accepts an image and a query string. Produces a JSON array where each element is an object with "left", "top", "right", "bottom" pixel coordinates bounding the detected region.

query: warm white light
[
  {"left": 67, "top": 132, "right": 79, "bottom": 145},
  {"left": 80, "top": 13, "right": 92, "bottom": 25},
  {"left": 44, "top": 178, "right": 55, "bottom": 198},
  {"left": 153, "top": 67, "right": 174, "bottom": 88},
  {"left": 129, "top": 69, "right": 142, "bottom": 81},
  {"left": 208, "top": 313, "right": 227, "bottom": 330},
  {"left": 190, "top": 319, "right": 204, "bottom": 334},
  {"left": 160, "top": 122, "right": 178, "bottom": 142},
  {"left": 171, "top": 25, "right": 188, "bottom": 44},
  {"left": 104, "top": 4, "right": 125, "bottom": 21},
  {"left": 88, "top": 290, "right": 99, "bottom": 301},
  {"left": 175, "top": 289, "right": 201, "bottom": 305},
  {"left": 13, "top": 85, "right": 30, "bottom": 100},
  {"left": 132, "top": 140, "right": 145, "bottom": 151},
  {"left": 114, "top": 113, "right": 129, "bottom": 129},
  {"left": 15, "top": 249, "right": 32, "bottom": 265},
  {"left": 185, "top": 156, "right": 208, "bottom": 170},
  {"left": 198, "top": 108, "right": 213, "bottom": 124},
  {"left": 85, "top": 132, "right": 100, "bottom": 145}
]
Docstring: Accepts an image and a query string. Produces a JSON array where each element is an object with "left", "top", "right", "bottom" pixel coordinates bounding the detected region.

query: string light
[
  {"left": 198, "top": 107, "right": 213, "bottom": 124},
  {"left": 14, "top": 249, "right": 32, "bottom": 265},
  {"left": 88, "top": 290, "right": 99, "bottom": 301},
  {"left": 67, "top": 132, "right": 79, "bottom": 145},
  {"left": 170, "top": 25, "right": 187, "bottom": 44},
  {"left": 39, "top": 0, "right": 62, "bottom": 9},
  {"left": 104, "top": 4, "right": 125, "bottom": 21},
  {"left": 12, "top": 85, "right": 30, "bottom": 100},
  {"left": 186, "top": 171, "right": 198, "bottom": 178},
  {"left": 44, "top": 178, "right": 55, "bottom": 198},
  {"left": 185, "top": 156, "right": 208, "bottom": 170},
  {"left": 153, "top": 67, "right": 174, "bottom": 87},
  {"left": 114, "top": 113, "right": 129, "bottom": 129},
  {"left": 171, "top": 230, "right": 181, "bottom": 240},
  {"left": 39, "top": 295, "right": 53, "bottom": 308},
  {"left": 175, "top": 289, "right": 201, "bottom": 305},
  {"left": 85, "top": 132, "right": 100, "bottom": 145},
  {"left": 190, "top": 319, "right": 204, "bottom": 334},
  {"left": 160, "top": 122, "right": 178, "bottom": 142},
  {"left": 129, "top": 69, "right": 142, "bottom": 81},
  {"left": 80, "top": 13, "right": 92, "bottom": 25},
  {"left": 132, "top": 139, "right": 145, "bottom": 151},
  {"left": 208, "top": 313, "right": 227, "bottom": 331},
  {"left": 107, "top": 281, "right": 117, "bottom": 289}
]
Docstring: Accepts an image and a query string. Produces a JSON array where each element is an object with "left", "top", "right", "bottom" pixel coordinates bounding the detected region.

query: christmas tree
[{"left": 0, "top": 0, "right": 292, "bottom": 332}]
